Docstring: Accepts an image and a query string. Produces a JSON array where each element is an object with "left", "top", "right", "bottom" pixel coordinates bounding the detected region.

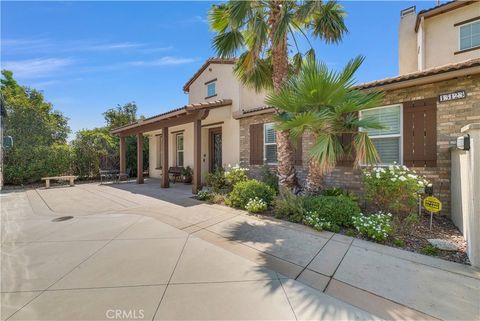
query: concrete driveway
[{"left": 1, "top": 180, "right": 479, "bottom": 321}]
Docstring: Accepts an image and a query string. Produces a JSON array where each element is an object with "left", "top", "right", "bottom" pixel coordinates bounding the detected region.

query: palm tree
[
  {"left": 266, "top": 56, "right": 383, "bottom": 193},
  {"left": 209, "top": 0, "right": 347, "bottom": 191}
]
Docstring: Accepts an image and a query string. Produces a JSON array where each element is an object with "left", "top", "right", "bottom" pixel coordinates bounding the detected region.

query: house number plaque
[{"left": 438, "top": 90, "right": 466, "bottom": 102}]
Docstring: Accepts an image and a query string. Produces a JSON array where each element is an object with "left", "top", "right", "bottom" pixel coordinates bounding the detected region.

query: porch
[{"left": 111, "top": 99, "right": 233, "bottom": 194}]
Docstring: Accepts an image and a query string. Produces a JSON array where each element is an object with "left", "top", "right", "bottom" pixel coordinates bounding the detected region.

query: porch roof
[{"left": 111, "top": 99, "right": 232, "bottom": 136}]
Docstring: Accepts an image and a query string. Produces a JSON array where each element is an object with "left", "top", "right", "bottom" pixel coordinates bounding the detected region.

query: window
[
  {"left": 360, "top": 105, "right": 402, "bottom": 165},
  {"left": 207, "top": 82, "right": 216, "bottom": 97},
  {"left": 264, "top": 123, "right": 277, "bottom": 164},
  {"left": 459, "top": 21, "right": 480, "bottom": 51},
  {"left": 156, "top": 135, "right": 163, "bottom": 169},
  {"left": 176, "top": 134, "right": 184, "bottom": 167}
]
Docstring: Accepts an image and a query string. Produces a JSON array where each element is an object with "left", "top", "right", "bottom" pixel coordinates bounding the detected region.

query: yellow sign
[{"left": 423, "top": 196, "right": 442, "bottom": 213}]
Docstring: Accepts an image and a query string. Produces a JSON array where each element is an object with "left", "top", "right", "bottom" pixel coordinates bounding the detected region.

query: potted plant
[{"left": 182, "top": 166, "right": 193, "bottom": 184}]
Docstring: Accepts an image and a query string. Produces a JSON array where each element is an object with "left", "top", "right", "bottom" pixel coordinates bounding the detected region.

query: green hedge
[
  {"left": 228, "top": 179, "right": 276, "bottom": 209},
  {"left": 303, "top": 195, "right": 360, "bottom": 227}
]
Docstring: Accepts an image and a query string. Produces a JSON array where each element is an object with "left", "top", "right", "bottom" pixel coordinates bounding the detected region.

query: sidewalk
[{"left": 3, "top": 180, "right": 479, "bottom": 321}]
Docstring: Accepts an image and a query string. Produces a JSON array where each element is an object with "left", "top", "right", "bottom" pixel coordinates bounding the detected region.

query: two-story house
[{"left": 112, "top": 0, "right": 479, "bottom": 216}]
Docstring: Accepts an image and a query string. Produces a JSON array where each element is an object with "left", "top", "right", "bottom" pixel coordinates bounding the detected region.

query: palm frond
[
  {"left": 212, "top": 29, "right": 245, "bottom": 58},
  {"left": 209, "top": 4, "right": 231, "bottom": 32},
  {"left": 308, "top": 133, "right": 343, "bottom": 174},
  {"left": 353, "top": 132, "right": 379, "bottom": 167},
  {"left": 310, "top": 1, "right": 348, "bottom": 43},
  {"left": 234, "top": 52, "right": 272, "bottom": 91}
]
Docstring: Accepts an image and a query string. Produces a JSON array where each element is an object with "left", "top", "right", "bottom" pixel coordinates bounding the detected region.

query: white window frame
[
  {"left": 206, "top": 82, "right": 216, "bottom": 97},
  {"left": 263, "top": 123, "right": 277, "bottom": 165},
  {"left": 359, "top": 104, "right": 403, "bottom": 166},
  {"left": 176, "top": 133, "right": 184, "bottom": 167},
  {"left": 458, "top": 20, "right": 480, "bottom": 51}
]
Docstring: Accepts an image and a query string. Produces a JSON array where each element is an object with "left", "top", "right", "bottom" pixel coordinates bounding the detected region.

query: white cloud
[
  {"left": 1, "top": 58, "right": 75, "bottom": 78},
  {"left": 2, "top": 38, "right": 172, "bottom": 54},
  {"left": 128, "top": 56, "right": 197, "bottom": 66}
]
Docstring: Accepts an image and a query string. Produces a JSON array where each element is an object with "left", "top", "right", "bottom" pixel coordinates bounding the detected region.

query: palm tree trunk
[
  {"left": 270, "top": 1, "right": 298, "bottom": 191},
  {"left": 305, "top": 159, "right": 323, "bottom": 195}
]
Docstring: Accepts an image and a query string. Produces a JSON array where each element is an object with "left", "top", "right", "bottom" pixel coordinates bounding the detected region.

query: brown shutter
[
  {"left": 250, "top": 123, "right": 264, "bottom": 165},
  {"left": 337, "top": 133, "right": 355, "bottom": 166},
  {"left": 403, "top": 98, "right": 437, "bottom": 167},
  {"left": 294, "top": 136, "right": 303, "bottom": 165}
]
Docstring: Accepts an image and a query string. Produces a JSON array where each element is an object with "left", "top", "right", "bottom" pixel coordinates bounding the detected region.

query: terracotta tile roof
[
  {"left": 182, "top": 57, "right": 237, "bottom": 92},
  {"left": 242, "top": 106, "right": 275, "bottom": 114},
  {"left": 111, "top": 99, "right": 232, "bottom": 134},
  {"left": 355, "top": 58, "right": 480, "bottom": 90}
]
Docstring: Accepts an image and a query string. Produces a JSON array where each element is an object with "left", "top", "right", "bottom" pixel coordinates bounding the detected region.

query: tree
[
  {"left": 103, "top": 102, "right": 137, "bottom": 129},
  {"left": 1, "top": 70, "right": 71, "bottom": 184},
  {"left": 71, "top": 128, "right": 117, "bottom": 178},
  {"left": 103, "top": 102, "right": 148, "bottom": 177},
  {"left": 209, "top": 0, "right": 347, "bottom": 191},
  {"left": 266, "top": 56, "right": 383, "bottom": 193}
]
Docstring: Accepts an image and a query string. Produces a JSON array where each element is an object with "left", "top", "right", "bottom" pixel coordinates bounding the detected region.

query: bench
[
  {"left": 168, "top": 167, "right": 183, "bottom": 183},
  {"left": 100, "top": 169, "right": 119, "bottom": 184},
  {"left": 41, "top": 176, "right": 77, "bottom": 189}
]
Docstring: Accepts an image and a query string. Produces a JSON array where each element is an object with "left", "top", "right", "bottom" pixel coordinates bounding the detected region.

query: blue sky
[{"left": 1, "top": 1, "right": 435, "bottom": 140}]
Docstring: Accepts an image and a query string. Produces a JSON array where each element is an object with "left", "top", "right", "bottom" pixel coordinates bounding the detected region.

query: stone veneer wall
[{"left": 239, "top": 74, "right": 480, "bottom": 215}]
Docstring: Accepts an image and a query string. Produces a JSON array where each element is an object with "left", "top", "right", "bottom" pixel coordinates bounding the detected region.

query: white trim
[
  {"left": 359, "top": 104, "right": 403, "bottom": 165},
  {"left": 263, "top": 123, "right": 278, "bottom": 165}
]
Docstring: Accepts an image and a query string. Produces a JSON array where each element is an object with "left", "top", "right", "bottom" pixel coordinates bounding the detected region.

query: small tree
[{"left": 266, "top": 56, "right": 383, "bottom": 193}]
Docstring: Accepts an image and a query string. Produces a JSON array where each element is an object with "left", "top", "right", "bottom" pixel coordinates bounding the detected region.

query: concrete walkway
[{"left": 1, "top": 180, "right": 479, "bottom": 320}]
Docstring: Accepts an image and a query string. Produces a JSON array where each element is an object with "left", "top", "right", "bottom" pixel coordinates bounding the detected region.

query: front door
[{"left": 209, "top": 127, "right": 222, "bottom": 172}]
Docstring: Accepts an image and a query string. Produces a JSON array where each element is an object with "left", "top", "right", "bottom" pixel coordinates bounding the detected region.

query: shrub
[
  {"left": 261, "top": 165, "right": 279, "bottom": 192},
  {"left": 229, "top": 179, "right": 276, "bottom": 209},
  {"left": 224, "top": 165, "right": 248, "bottom": 187},
  {"left": 362, "top": 165, "right": 430, "bottom": 215},
  {"left": 392, "top": 239, "right": 405, "bottom": 247},
  {"left": 205, "top": 169, "right": 227, "bottom": 193},
  {"left": 421, "top": 244, "right": 440, "bottom": 256},
  {"left": 274, "top": 188, "right": 306, "bottom": 223},
  {"left": 196, "top": 190, "right": 212, "bottom": 201},
  {"left": 303, "top": 195, "right": 360, "bottom": 227},
  {"left": 320, "top": 187, "right": 358, "bottom": 201},
  {"left": 245, "top": 197, "right": 268, "bottom": 213},
  {"left": 303, "top": 211, "right": 340, "bottom": 232},
  {"left": 210, "top": 193, "right": 226, "bottom": 204},
  {"left": 352, "top": 212, "right": 393, "bottom": 242}
]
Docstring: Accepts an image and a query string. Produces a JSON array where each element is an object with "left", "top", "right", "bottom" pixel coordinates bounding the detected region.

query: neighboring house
[{"left": 112, "top": 0, "right": 479, "bottom": 215}]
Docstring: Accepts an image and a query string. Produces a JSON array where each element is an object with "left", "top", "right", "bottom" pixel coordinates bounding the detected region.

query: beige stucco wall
[
  {"left": 399, "top": 11, "right": 418, "bottom": 74},
  {"left": 424, "top": 3, "right": 480, "bottom": 69},
  {"left": 187, "top": 62, "right": 267, "bottom": 113},
  {"left": 146, "top": 105, "right": 240, "bottom": 182}
]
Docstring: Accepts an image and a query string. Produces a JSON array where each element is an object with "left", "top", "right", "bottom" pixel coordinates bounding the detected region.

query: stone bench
[{"left": 41, "top": 176, "right": 77, "bottom": 189}]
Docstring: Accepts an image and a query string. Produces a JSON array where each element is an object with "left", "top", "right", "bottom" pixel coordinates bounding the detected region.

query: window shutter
[
  {"left": 295, "top": 137, "right": 303, "bottom": 165},
  {"left": 250, "top": 123, "right": 264, "bottom": 165},
  {"left": 403, "top": 98, "right": 437, "bottom": 167}
]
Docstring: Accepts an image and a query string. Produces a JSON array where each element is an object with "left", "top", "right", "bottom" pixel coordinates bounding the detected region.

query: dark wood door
[{"left": 209, "top": 127, "right": 222, "bottom": 172}]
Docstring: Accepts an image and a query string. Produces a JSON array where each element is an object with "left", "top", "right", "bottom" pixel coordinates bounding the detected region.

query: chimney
[{"left": 398, "top": 6, "right": 418, "bottom": 75}]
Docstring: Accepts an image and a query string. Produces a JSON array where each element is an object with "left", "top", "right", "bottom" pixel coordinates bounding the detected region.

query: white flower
[
  {"left": 391, "top": 178, "right": 397, "bottom": 182},
  {"left": 376, "top": 173, "right": 381, "bottom": 179},
  {"left": 399, "top": 176, "right": 406, "bottom": 181}
]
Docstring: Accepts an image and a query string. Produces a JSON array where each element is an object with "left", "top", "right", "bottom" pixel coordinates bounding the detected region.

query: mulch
[{"left": 341, "top": 212, "right": 469, "bottom": 265}]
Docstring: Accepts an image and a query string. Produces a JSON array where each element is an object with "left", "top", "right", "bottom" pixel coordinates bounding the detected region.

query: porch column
[
  {"left": 119, "top": 136, "right": 126, "bottom": 177},
  {"left": 193, "top": 119, "right": 201, "bottom": 194},
  {"left": 136, "top": 133, "right": 144, "bottom": 184},
  {"left": 161, "top": 127, "right": 169, "bottom": 188}
]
